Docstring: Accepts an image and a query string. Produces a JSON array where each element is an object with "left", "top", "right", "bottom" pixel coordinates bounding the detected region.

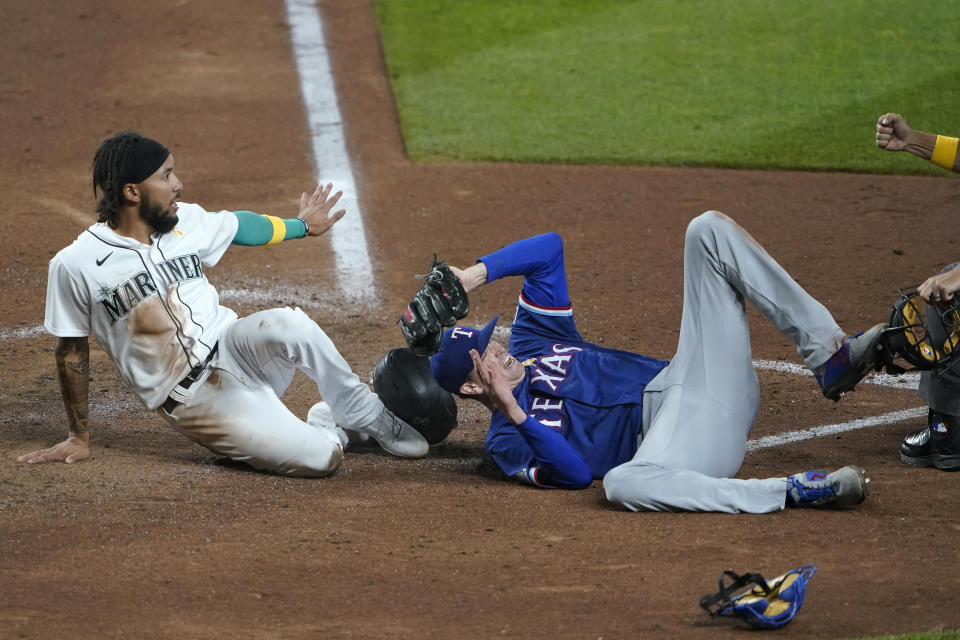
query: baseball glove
[
  {"left": 699, "top": 564, "right": 817, "bottom": 629},
  {"left": 399, "top": 256, "right": 469, "bottom": 356}
]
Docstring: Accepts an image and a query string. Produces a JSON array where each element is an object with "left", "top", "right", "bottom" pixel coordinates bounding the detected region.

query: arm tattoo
[{"left": 55, "top": 337, "right": 90, "bottom": 436}]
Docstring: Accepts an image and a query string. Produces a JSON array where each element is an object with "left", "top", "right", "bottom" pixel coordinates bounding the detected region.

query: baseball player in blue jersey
[
  {"left": 428, "top": 211, "right": 882, "bottom": 513},
  {"left": 19, "top": 131, "right": 427, "bottom": 476}
]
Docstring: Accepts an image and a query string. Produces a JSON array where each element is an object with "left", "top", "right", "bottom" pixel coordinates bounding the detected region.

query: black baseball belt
[{"left": 161, "top": 343, "right": 219, "bottom": 414}]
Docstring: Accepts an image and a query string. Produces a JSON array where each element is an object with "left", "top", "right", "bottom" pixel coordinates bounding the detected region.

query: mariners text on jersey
[{"left": 98, "top": 253, "right": 205, "bottom": 324}]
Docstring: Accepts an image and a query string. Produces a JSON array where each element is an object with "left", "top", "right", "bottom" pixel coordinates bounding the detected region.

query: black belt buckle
[
  {"left": 161, "top": 396, "right": 180, "bottom": 414},
  {"left": 180, "top": 363, "right": 205, "bottom": 390},
  {"left": 162, "top": 343, "right": 218, "bottom": 414}
]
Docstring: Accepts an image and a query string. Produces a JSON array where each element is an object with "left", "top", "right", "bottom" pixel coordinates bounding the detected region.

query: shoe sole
[
  {"left": 900, "top": 452, "right": 938, "bottom": 467},
  {"left": 835, "top": 465, "right": 869, "bottom": 506},
  {"left": 371, "top": 432, "right": 430, "bottom": 459},
  {"left": 935, "top": 458, "right": 960, "bottom": 471},
  {"left": 901, "top": 452, "right": 960, "bottom": 471},
  {"left": 821, "top": 324, "right": 887, "bottom": 402},
  {"left": 376, "top": 444, "right": 429, "bottom": 459}
]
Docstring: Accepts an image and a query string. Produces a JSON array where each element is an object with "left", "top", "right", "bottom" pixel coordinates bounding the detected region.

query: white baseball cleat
[{"left": 358, "top": 407, "right": 429, "bottom": 459}]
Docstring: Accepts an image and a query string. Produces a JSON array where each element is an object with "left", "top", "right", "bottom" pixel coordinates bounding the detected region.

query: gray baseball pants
[{"left": 603, "top": 211, "right": 847, "bottom": 513}]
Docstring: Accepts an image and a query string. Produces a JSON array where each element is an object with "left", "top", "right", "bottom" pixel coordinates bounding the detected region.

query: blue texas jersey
[{"left": 480, "top": 233, "right": 669, "bottom": 488}]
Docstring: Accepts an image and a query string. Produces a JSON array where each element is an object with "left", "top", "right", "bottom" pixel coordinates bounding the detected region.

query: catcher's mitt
[
  {"left": 399, "top": 256, "right": 469, "bottom": 356},
  {"left": 698, "top": 564, "right": 817, "bottom": 629}
]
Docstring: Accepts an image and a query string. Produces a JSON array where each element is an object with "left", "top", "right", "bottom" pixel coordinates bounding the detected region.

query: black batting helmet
[
  {"left": 373, "top": 348, "right": 458, "bottom": 444},
  {"left": 879, "top": 284, "right": 960, "bottom": 374}
]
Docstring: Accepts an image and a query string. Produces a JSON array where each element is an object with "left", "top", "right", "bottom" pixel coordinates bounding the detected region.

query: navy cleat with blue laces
[{"left": 814, "top": 324, "right": 887, "bottom": 402}]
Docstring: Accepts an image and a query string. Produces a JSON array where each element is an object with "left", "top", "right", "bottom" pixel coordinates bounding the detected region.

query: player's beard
[{"left": 139, "top": 195, "right": 179, "bottom": 235}]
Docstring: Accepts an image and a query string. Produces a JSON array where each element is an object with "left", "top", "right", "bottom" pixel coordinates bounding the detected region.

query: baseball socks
[
  {"left": 785, "top": 466, "right": 870, "bottom": 508},
  {"left": 307, "top": 402, "right": 371, "bottom": 450},
  {"left": 813, "top": 324, "right": 888, "bottom": 401},
  {"left": 900, "top": 408, "right": 960, "bottom": 470}
]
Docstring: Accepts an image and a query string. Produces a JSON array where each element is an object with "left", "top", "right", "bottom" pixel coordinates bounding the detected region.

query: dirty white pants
[{"left": 159, "top": 307, "right": 383, "bottom": 477}]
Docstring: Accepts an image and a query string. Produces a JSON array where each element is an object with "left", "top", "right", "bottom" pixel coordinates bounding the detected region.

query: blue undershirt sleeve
[
  {"left": 478, "top": 232, "right": 570, "bottom": 309},
  {"left": 512, "top": 416, "right": 593, "bottom": 489}
]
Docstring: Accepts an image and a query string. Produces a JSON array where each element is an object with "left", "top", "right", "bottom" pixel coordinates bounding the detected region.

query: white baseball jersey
[{"left": 45, "top": 203, "right": 240, "bottom": 410}]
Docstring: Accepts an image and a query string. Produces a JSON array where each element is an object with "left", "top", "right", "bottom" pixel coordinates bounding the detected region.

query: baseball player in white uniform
[{"left": 19, "top": 131, "right": 428, "bottom": 476}]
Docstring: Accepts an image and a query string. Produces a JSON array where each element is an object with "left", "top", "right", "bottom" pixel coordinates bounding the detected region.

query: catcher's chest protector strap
[{"left": 699, "top": 571, "right": 770, "bottom": 614}]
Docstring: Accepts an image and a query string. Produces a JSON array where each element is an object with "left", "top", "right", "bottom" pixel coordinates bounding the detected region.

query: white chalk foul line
[
  {"left": 746, "top": 407, "right": 926, "bottom": 451},
  {"left": 748, "top": 358, "right": 924, "bottom": 450},
  {"left": 284, "top": 0, "right": 375, "bottom": 304},
  {"left": 0, "top": 325, "right": 45, "bottom": 341},
  {"left": 752, "top": 358, "right": 921, "bottom": 390}
]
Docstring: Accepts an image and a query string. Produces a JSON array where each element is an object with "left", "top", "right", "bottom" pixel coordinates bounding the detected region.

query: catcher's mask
[
  {"left": 879, "top": 285, "right": 960, "bottom": 374},
  {"left": 699, "top": 564, "right": 817, "bottom": 629}
]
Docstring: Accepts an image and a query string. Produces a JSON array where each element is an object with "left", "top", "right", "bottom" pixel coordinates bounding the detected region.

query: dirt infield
[{"left": 2, "top": 1, "right": 959, "bottom": 638}]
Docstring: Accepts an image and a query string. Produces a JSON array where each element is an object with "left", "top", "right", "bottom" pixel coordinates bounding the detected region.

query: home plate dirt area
[{"left": 1, "top": 1, "right": 958, "bottom": 638}]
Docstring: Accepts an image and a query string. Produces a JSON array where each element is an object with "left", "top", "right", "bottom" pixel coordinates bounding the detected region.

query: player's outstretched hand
[
  {"left": 470, "top": 348, "right": 527, "bottom": 425},
  {"left": 298, "top": 182, "right": 347, "bottom": 237},
  {"left": 876, "top": 113, "right": 912, "bottom": 152},
  {"left": 18, "top": 434, "right": 90, "bottom": 465}
]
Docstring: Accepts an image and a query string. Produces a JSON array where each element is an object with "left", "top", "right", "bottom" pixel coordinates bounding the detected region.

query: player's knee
[
  {"left": 255, "top": 308, "right": 321, "bottom": 345},
  {"left": 686, "top": 210, "right": 725, "bottom": 241},
  {"left": 244, "top": 427, "right": 344, "bottom": 478},
  {"left": 603, "top": 463, "right": 656, "bottom": 510},
  {"left": 602, "top": 464, "right": 635, "bottom": 503},
  {"left": 287, "top": 442, "right": 344, "bottom": 478}
]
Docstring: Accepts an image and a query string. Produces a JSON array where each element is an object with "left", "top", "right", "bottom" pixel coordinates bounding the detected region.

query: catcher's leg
[
  {"left": 919, "top": 370, "right": 960, "bottom": 417},
  {"left": 918, "top": 263, "right": 960, "bottom": 416},
  {"left": 910, "top": 284, "right": 960, "bottom": 468}
]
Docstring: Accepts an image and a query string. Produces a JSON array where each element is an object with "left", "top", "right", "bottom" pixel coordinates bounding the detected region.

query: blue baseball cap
[{"left": 430, "top": 316, "right": 499, "bottom": 393}]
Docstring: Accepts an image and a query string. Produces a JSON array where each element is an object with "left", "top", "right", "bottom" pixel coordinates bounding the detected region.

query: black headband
[{"left": 121, "top": 136, "right": 170, "bottom": 184}]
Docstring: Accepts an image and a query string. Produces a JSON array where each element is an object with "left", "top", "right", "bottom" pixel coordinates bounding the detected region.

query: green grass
[{"left": 374, "top": 0, "right": 960, "bottom": 174}]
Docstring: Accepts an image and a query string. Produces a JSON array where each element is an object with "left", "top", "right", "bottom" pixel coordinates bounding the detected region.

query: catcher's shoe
[
  {"left": 900, "top": 409, "right": 960, "bottom": 470},
  {"left": 814, "top": 324, "right": 888, "bottom": 402},
  {"left": 358, "top": 407, "right": 429, "bottom": 459},
  {"left": 786, "top": 466, "right": 869, "bottom": 508}
]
